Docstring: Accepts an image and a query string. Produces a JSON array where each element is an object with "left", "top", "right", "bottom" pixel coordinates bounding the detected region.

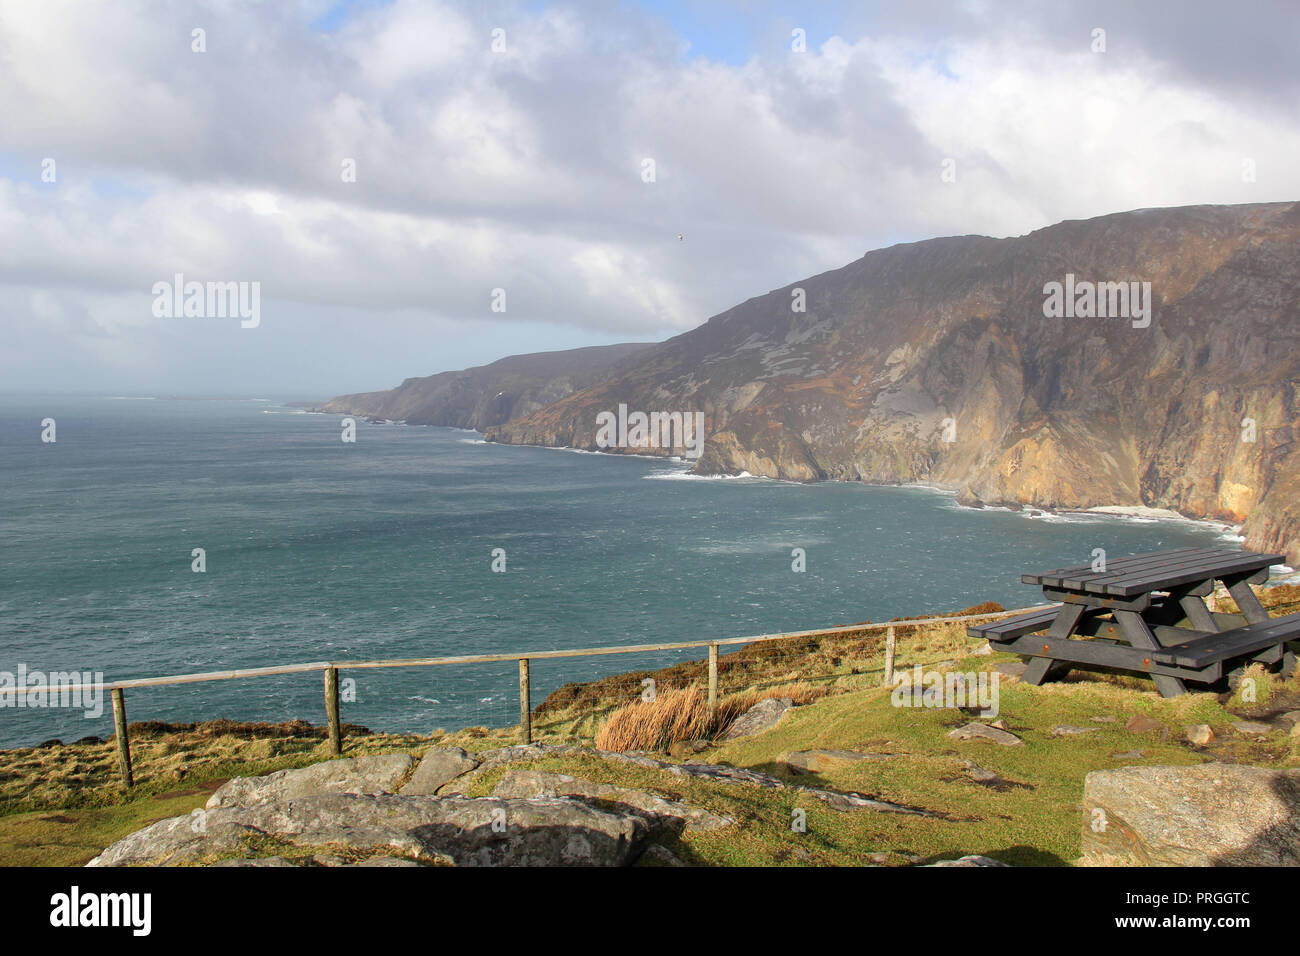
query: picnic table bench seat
[{"left": 1150, "top": 610, "right": 1300, "bottom": 668}]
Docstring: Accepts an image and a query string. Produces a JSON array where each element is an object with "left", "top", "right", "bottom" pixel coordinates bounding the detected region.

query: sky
[{"left": 1, "top": 0, "right": 1298, "bottom": 398}]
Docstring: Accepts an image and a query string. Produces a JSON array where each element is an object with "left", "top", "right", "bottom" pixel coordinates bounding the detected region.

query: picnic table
[{"left": 968, "top": 547, "right": 1300, "bottom": 697}]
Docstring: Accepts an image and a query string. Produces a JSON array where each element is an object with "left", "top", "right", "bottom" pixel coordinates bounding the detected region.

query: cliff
[
  {"left": 484, "top": 201, "right": 1300, "bottom": 564},
  {"left": 318, "top": 342, "right": 654, "bottom": 430}
]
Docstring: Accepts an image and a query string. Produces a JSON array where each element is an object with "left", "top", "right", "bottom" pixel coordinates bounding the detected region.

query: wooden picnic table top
[{"left": 1022, "top": 546, "right": 1285, "bottom": 598}]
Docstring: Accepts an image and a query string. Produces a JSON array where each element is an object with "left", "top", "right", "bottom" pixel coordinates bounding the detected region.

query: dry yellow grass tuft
[{"left": 594, "top": 682, "right": 827, "bottom": 752}]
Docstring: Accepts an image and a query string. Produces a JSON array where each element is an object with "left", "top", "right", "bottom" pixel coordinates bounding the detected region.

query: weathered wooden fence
[{"left": 4, "top": 605, "right": 1055, "bottom": 787}]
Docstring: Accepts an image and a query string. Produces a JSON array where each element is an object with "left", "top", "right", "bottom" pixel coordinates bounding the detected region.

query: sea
[{"left": 0, "top": 396, "right": 1253, "bottom": 748}]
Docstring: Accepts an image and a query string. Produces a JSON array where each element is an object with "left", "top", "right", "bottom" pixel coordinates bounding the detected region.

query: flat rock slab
[
  {"left": 723, "top": 697, "right": 795, "bottom": 739},
  {"left": 991, "top": 662, "right": 1026, "bottom": 682},
  {"left": 492, "top": 769, "right": 734, "bottom": 833},
  {"left": 948, "top": 723, "right": 1022, "bottom": 746},
  {"left": 783, "top": 749, "right": 893, "bottom": 775},
  {"left": 206, "top": 754, "right": 415, "bottom": 809},
  {"left": 437, "top": 743, "right": 588, "bottom": 796},
  {"left": 602, "top": 752, "right": 933, "bottom": 816},
  {"left": 1080, "top": 764, "right": 1300, "bottom": 866},
  {"left": 926, "top": 855, "right": 1009, "bottom": 867},
  {"left": 1051, "top": 725, "right": 1099, "bottom": 737},
  {"left": 91, "top": 792, "right": 650, "bottom": 867},
  {"left": 401, "top": 747, "right": 480, "bottom": 795},
  {"left": 1229, "top": 721, "right": 1272, "bottom": 736},
  {"left": 1125, "top": 715, "right": 1165, "bottom": 734}
]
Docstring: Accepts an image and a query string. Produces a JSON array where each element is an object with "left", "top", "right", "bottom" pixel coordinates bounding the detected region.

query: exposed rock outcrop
[
  {"left": 1080, "top": 763, "right": 1300, "bottom": 866},
  {"left": 483, "top": 201, "right": 1300, "bottom": 564},
  {"left": 319, "top": 343, "right": 652, "bottom": 430}
]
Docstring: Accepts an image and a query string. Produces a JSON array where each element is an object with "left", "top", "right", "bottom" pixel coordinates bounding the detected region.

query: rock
[
  {"left": 637, "top": 844, "right": 687, "bottom": 867},
  {"left": 1051, "top": 725, "right": 1099, "bottom": 737},
  {"left": 988, "top": 719, "right": 1010, "bottom": 731},
  {"left": 90, "top": 793, "right": 651, "bottom": 867},
  {"left": 1090, "top": 716, "right": 1117, "bottom": 723},
  {"left": 206, "top": 754, "right": 415, "bottom": 809},
  {"left": 1110, "top": 751, "right": 1146, "bottom": 760},
  {"left": 927, "top": 855, "right": 1009, "bottom": 867},
  {"left": 348, "top": 857, "right": 423, "bottom": 867},
  {"left": 491, "top": 769, "right": 734, "bottom": 833},
  {"left": 1276, "top": 710, "right": 1300, "bottom": 731},
  {"left": 959, "top": 760, "right": 1000, "bottom": 784},
  {"left": 782, "top": 749, "right": 892, "bottom": 774},
  {"left": 598, "top": 751, "right": 933, "bottom": 815},
  {"left": 723, "top": 697, "right": 795, "bottom": 740},
  {"left": 436, "top": 743, "right": 588, "bottom": 796},
  {"left": 401, "top": 747, "right": 480, "bottom": 795},
  {"left": 1125, "top": 715, "right": 1165, "bottom": 734},
  {"left": 1080, "top": 764, "right": 1300, "bottom": 866},
  {"left": 970, "top": 642, "right": 992, "bottom": 656},
  {"left": 1230, "top": 721, "right": 1272, "bottom": 736},
  {"left": 210, "top": 856, "right": 297, "bottom": 867},
  {"left": 1184, "top": 724, "right": 1216, "bottom": 747},
  {"left": 948, "top": 723, "right": 1022, "bottom": 746},
  {"left": 991, "top": 662, "right": 1026, "bottom": 682}
]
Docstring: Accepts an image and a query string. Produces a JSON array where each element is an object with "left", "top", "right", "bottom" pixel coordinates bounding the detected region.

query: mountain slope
[
  {"left": 318, "top": 342, "right": 654, "bottom": 430},
  {"left": 484, "top": 201, "right": 1300, "bottom": 563}
]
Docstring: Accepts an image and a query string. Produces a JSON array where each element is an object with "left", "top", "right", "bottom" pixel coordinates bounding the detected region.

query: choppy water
[{"left": 0, "top": 396, "right": 1240, "bottom": 747}]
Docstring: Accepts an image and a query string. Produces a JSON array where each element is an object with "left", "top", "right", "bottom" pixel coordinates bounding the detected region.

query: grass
[
  {"left": 594, "top": 683, "right": 828, "bottom": 752},
  {"left": 2, "top": 587, "right": 1297, "bottom": 866}
]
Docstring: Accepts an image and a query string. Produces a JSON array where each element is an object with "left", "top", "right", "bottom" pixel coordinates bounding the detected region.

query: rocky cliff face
[
  {"left": 485, "top": 201, "right": 1300, "bottom": 564},
  {"left": 318, "top": 342, "right": 653, "bottom": 430}
]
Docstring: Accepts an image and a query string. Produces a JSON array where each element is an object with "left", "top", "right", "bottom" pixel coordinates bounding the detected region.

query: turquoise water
[{"left": 0, "top": 397, "right": 1236, "bottom": 748}]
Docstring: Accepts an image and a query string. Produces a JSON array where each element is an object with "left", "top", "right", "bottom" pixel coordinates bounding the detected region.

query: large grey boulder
[
  {"left": 206, "top": 754, "right": 415, "bottom": 809},
  {"left": 90, "top": 793, "right": 651, "bottom": 867},
  {"left": 492, "top": 769, "right": 734, "bottom": 834},
  {"left": 723, "top": 697, "right": 794, "bottom": 740},
  {"left": 401, "top": 747, "right": 480, "bottom": 795},
  {"left": 1080, "top": 764, "right": 1300, "bottom": 866}
]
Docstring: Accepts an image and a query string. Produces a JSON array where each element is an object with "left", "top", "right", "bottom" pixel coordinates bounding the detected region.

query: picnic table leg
[
  {"left": 1113, "top": 609, "right": 1186, "bottom": 697},
  {"left": 1169, "top": 583, "right": 1220, "bottom": 633},
  {"left": 1222, "top": 574, "right": 1270, "bottom": 624},
  {"left": 1021, "top": 603, "right": 1086, "bottom": 686}
]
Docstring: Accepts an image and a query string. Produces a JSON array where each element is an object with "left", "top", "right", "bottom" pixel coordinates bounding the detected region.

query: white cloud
[{"left": 0, "top": 0, "right": 1296, "bottom": 393}]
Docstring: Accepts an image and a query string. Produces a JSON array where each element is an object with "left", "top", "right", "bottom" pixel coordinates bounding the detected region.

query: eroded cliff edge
[{"left": 484, "top": 201, "right": 1300, "bottom": 564}]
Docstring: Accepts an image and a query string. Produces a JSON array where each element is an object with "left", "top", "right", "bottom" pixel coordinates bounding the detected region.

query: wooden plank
[
  {"left": 2, "top": 606, "right": 1056, "bottom": 698},
  {"left": 1105, "top": 551, "right": 1283, "bottom": 598},
  {"left": 1022, "top": 546, "right": 1207, "bottom": 587},
  {"left": 968, "top": 607, "right": 1061, "bottom": 639},
  {"left": 991, "top": 633, "right": 1221, "bottom": 682},
  {"left": 1153, "top": 612, "right": 1300, "bottom": 667},
  {"left": 1047, "top": 547, "right": 1215, "bottom": 591}
]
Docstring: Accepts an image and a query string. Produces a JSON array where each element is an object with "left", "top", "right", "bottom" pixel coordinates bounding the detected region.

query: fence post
[
  {"left": 324, "top": 666, "right": 341, "bottom": 755},
  {"left": 883, "top": 626, "right": 897, "bottom": 687},
  {"left": 707, "top": 643, "right": 719, "bottom": 718},
  {"left": 111, "top": 687, "right": 134, "bottom": 788},
  {"left": 519, "top": 658, "right": 532, "bottom": 744}
]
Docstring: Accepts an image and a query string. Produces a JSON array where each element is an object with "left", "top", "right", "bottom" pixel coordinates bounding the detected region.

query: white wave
[
  {"left": 458, "top": 438, "right": 487, "bottom": 444},
  {"left": 644, "top": 469, "right": 761, "bottom": 481}
]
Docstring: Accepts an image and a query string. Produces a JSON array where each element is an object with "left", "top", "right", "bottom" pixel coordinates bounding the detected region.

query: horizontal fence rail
[{"left": 3, "top": 605, "right": 1057, "bottom": 786}]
